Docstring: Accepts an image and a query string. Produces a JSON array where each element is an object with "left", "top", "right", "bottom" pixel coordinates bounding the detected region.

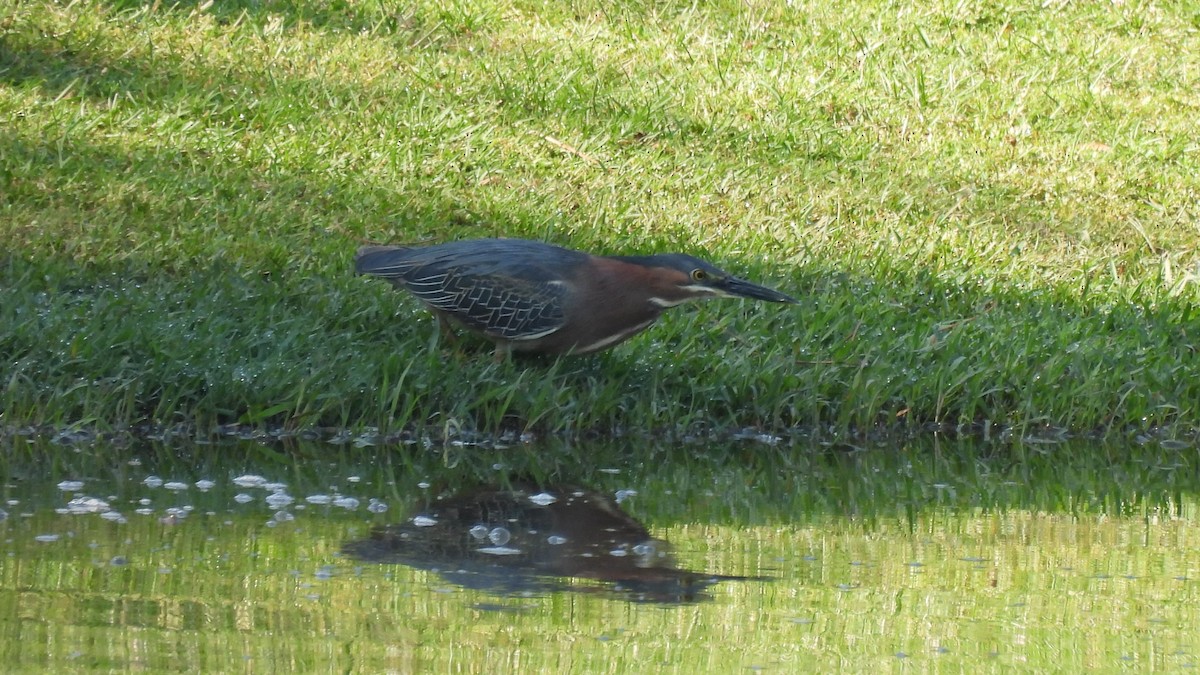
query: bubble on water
[
  {"left": 110, "top": 556, "right": 129, "bottom": 566},
  {"left": 314, "top": 566, "right": 335, "bottom": 580},
  {"left": 65, "top": 497, "right": 110, "bottom": 514},
  {"left": 477, "top": 546, "right": 521, "bottom": 556},
  {"left": 35, "top": 534, "right": 61, "bottom": 542},
  {"left": 546, "top": 535, "right": 567, "bottom": 545},
  {"left": 367, "top": 499, "right": 388, "bottom": 514},
  {"left": 528, "top": 492, "right": 557, "bottom": 506},
  {"left": 333, "top": 496, "right": 359, "bottom": 510},
  {"left": 469, "top": 525, "right": 489, "bottom": 540},
  {"left": 609, "top": 548, "right": 628, "bottom": 557},
  {"left": 135, "top": 508, "right": 154, "bottom": 516},
  {"left": 161, "top": 507, "right": 189, "bottom": 523},
  {"left": 100, "top": 511, "right": 127, "bottom": 524},
  {"left": 195, "top": 480, "right": 216, "bottom": 491},
  {"left": 163, "top": 482, "right": 189, "bottom": 492},
  {"left": 347, "top": 476, "right": 361, "bottom": 483},
  {"left": 488, "top": 527, "right": 511, "bottom": 545},
  {"left": 265, "top": 492, "right": 294, "bottom": 509},
  {"left": 273, "top": 511, "right": 295, "bottom": 523},
  {"left": 412, "top": 515, "right": 437, "bottom": 527},
  {"left": 57, "top": 481, "right": 85, "bottom": 492},
  {"left": 263, "top": 482, "right": 287, "bottom": 492},
  {"left": 614, "top": 489, "right": 637, "bottom": 503},
  {"left": 417, "top": 482, "right": 431, "bottom": 489},
  {"left": 143, "top": 476, "right": 164, "bottom": 488},
  {"left": 233, "top": 475, "right": 267, "bottom": 488},
  {"left": 306, "top": 495, "right": 333, "bottom": 505},
  {"left": 234, "top": 493, "right": 254, "bottom": 504}
]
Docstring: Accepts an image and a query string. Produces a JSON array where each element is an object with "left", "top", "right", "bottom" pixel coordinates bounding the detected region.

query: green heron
[{"left": 355, "top": 238, "right": 796, "bottom": 360}]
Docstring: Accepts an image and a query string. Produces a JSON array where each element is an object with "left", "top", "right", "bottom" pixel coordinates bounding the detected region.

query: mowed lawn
[{"left": 1, "top": 0, "right": 1197, "bottom": 438}]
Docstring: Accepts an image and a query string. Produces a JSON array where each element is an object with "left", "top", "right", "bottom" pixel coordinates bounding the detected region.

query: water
[{"left": 1, "top": 434, "right": 1198, "bottom": 671}]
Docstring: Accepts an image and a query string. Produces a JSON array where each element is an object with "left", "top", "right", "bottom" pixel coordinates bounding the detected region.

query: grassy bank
[{"left": 2, "top": 0, "right": 1197, "bottom": 438}]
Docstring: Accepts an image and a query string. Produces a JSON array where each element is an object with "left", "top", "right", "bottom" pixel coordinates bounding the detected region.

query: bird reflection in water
[{"left": 342, "top": 484, "right": 765, "bottom": 604}]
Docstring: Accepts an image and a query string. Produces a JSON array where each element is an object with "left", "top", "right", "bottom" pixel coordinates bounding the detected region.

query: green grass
[{"left": 1, "top": 0, "right": 1198, "bottom": 438}]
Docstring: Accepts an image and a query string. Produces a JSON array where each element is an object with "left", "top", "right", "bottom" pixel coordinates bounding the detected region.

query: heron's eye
[{"left": 690, "top": 269, "right": 707, "bottom": 282}]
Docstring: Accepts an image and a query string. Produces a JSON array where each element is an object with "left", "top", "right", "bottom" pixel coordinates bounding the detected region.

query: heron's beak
[{"left": 719, "top": 276, "right": 798, "bottom": 304}]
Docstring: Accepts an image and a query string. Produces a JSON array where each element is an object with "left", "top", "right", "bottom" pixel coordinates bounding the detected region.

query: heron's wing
[
  {"left": 356, "top": 244, "right": 573, "bottom": 341},
  {"left": 355, "top": 240, "right": 585, "bottom": 338},
  {"left": 403, "top": 269, "right": 567, "bottom": 341}
]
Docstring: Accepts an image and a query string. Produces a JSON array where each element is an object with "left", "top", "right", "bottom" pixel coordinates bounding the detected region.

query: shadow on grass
[{"left": 1, "top": 114, "right": 1195, "bottom": 435}]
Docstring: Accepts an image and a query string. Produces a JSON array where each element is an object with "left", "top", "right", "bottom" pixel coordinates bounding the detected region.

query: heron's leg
[
  {"left": 427, "top": 313, "right": 460, "bottom": 356},
  {"left": 435, "top": 314, "right": 458, "bottom": 344},
  {"left": 492, "top": 342, "right": 511, "bottom": 364}
]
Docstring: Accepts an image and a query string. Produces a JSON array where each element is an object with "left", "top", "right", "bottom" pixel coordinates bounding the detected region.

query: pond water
[{"left": 1, "top": 433, "right": 1198, "bottom": 671}]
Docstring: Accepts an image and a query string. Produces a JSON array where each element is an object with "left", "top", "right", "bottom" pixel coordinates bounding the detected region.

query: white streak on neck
[{"left": 575, "top": 318, "right": 658, "bottom": 354}]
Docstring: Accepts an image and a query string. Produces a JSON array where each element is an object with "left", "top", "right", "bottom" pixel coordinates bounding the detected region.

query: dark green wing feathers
[{"left": 355, "top": 241, "right": 583, "bottom": 341}]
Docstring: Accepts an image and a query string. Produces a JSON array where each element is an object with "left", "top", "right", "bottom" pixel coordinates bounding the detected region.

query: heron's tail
[{"left": 354, "top": 245, "right": 414, "bottom": 276}]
